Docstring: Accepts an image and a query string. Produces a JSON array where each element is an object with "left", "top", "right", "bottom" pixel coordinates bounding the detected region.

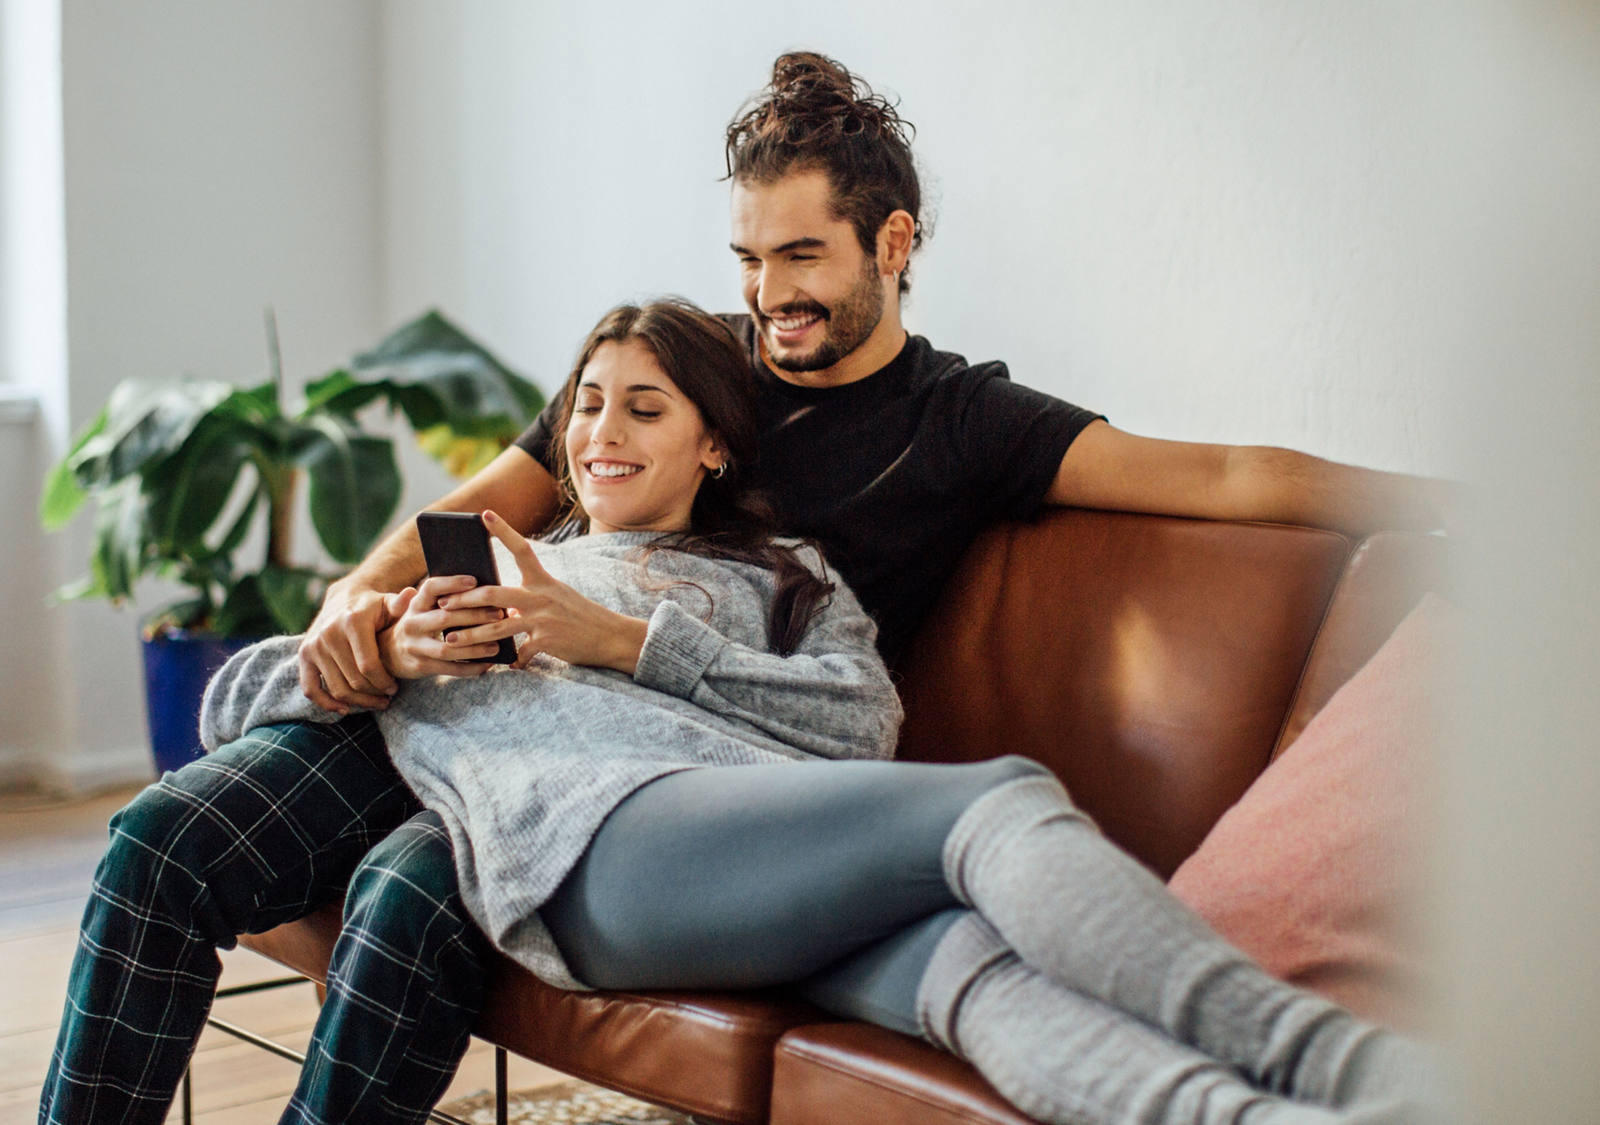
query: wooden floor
[{"left": 0, "top": 784, "right": 567, "bottom": 1124}]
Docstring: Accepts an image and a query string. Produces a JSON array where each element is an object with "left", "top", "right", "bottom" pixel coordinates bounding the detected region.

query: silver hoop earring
[{"left": 712, "top": 462, "right": 728, "bottom": 480}]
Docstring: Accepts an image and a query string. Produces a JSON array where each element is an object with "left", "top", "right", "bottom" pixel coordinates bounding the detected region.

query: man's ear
[{"left": 877, "top": 209, "right": 916, "bottom": 275}]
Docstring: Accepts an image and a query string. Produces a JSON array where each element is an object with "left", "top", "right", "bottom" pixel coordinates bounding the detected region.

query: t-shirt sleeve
[
  {"left": 512, "top": 397, "right": 563, "bottom": 474},
  {"left": 955, "top": 366, "right": 1104, "bottom": 519}
]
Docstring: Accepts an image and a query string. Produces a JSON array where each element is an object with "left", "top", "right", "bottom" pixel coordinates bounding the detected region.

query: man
[{"left": 298, "top": 50, "right": 1447, "bottom": 709}]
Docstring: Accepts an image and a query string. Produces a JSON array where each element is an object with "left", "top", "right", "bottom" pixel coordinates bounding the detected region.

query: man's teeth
[
  {"left": 772, "top": 314, "right": 820, "bottom": 331},
  {"left": 588, "top": 463, "right": 642, "bottom": 478}
]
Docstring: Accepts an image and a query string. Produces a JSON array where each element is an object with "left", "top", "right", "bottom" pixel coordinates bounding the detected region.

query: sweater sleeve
[
  {"left": 198, "top": 634, "right": 352, "bottom": 750},
  {"left": 632, "top": 569, "right": 903, "bottom": 761}
]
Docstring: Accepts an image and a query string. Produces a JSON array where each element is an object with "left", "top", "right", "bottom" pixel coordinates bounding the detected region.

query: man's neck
[{"left": 762, "top": 313, "right": 908, "bottom": 389}]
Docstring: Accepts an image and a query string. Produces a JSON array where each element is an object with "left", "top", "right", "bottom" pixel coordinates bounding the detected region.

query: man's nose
[{"left": 756, "top": 264, "right": 795, "bottom": 312}]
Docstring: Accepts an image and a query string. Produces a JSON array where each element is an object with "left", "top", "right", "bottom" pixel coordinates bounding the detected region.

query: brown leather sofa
[{"left": 238, "top": 508, "right": 1446, "bottom": 1124}]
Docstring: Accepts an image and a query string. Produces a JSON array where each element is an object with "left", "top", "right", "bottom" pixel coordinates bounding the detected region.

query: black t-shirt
[{"left": 514, "top": 314, "right": 1102, "bottom": 661}]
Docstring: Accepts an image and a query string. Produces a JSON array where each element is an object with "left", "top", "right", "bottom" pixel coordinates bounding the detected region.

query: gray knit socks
[
  {"left": 917, "top": 912, "right": 1343, "bottom": 1125},
  {"left": 939, "top": 774, "right": 1437, "bottom": 1113}
]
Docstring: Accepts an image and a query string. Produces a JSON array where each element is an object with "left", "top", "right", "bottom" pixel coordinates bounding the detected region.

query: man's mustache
[{"left": 760, "top": 302, "right": 830, "bottom": 322}]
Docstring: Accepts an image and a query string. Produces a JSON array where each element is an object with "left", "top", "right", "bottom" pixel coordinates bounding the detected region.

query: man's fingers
[
  {"left": 343, "top": 617, "right": 398, "bottom": 696},
  {"left": 298, "top": 655, "right": 349, "bottom": 714},
  {"left": 483, "top": 509, "right": 551, "bottom": 585}
]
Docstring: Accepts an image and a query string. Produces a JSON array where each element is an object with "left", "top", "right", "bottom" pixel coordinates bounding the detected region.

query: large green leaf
[
  {"left": 258, "top": 564, "right": 323, "bottom": 635},
  {"left": 292, "top": 417, "right": 401, "bottom": 563},
  {"left": 40, "top": 405, "right": 108, "bottom": 528},
  {"left": 304, "top": 310, "right": 543, "bottom": 441},
  {"left": 143, "top": 415, "right": 257, "bottom": 550},
  {"left": 85, "top": 477, "right": 150, "bottom": 602},
  {"left": 212, "top": 574, "right": 278, "bottom": 638},
  {"left": 69, "top": 378, "right": 236, "bottom": 488}
]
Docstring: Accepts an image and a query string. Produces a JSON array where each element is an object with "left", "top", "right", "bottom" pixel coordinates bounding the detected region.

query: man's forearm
[
  {"left": 1224, "top": 446, "right": 1460, "bottom": 538},
  {"left": 323, "top": 520, "right": 427, "bottom": 609}
]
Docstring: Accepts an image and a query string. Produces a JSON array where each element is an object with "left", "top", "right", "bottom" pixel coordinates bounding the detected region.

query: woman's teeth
[{"left": 588, "top": 463, "right": 642, "bottom": 479}]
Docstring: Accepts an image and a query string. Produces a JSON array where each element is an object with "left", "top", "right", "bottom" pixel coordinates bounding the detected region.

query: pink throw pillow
[{"left": 1167, "top": 594, "right": 1451, "bottom": 1030}]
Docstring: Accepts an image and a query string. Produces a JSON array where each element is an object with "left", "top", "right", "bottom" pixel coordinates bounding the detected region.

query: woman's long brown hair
[{"left": 547, "top": 298, "right": 835, "bottom": 655}]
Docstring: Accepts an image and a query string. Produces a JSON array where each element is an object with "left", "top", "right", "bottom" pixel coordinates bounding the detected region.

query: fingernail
[{"left": 438, "top": 598, "right": 451, "bottom": 609}]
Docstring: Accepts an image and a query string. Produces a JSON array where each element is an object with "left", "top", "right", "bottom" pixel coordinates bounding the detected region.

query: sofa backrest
[
  {"left": 1269, "top": 531, "right": 1452, "bottom": 762},
  {"left": 895, "top": 509, "right": 1351, "bottom": 878}
]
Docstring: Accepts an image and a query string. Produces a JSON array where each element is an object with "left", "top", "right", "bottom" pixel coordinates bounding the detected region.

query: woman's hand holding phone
[
  {"left": 378, "top": 578, "right": 505, "bottom": 679},
  {"left": 442, "top": 510, "right": 649, "bottom": 676}
]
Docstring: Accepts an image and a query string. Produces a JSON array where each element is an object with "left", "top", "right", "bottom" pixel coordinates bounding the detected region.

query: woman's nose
[{"left": 592, "top": 407, "right": 626, "bottom": 444}]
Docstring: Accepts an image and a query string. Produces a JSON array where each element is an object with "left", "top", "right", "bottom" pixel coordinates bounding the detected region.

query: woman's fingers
[{"left": 483, "top": 509, "right": 553, "bottom": 586}]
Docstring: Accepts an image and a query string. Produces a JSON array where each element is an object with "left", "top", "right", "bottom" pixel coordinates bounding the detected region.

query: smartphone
[{"left": 415, "top": 511, "right": 518, "bottom": 664}]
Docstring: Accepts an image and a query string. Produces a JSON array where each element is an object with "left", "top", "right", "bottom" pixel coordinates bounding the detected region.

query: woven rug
[{"left": 437, "top": 1079, "right": 694, "bottom": 1125}]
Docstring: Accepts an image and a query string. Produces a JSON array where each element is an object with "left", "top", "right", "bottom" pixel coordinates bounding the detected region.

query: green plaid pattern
[{"left": 40, "top": 717, "right": 490, "bottom": 1125}]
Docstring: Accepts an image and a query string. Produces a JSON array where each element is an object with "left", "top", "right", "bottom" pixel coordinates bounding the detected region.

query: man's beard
[{"left": 759, "top": 255, "right": 884, "bottom": 373}]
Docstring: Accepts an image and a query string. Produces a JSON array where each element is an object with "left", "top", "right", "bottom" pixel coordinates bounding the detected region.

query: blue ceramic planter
[{"left": 140, "top": 631, "right": 258, "bottom": 774}]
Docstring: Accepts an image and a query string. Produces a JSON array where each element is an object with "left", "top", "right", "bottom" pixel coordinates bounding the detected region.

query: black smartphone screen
[{"left": 415, "top": 511, "right": 517, "bottom": 664}]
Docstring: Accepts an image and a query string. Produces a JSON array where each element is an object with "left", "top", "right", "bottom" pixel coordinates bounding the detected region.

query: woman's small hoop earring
[{"left": 712, "top": 462, "right": 728, "bottom": 480}]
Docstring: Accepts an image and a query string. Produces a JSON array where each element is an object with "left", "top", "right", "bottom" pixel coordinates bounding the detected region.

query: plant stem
[
  {"left": 265, "top": 306, "right": 283, "bottom": 403},
  {"left": 264, "top": 463, "right": 299, "bottom": 570}
]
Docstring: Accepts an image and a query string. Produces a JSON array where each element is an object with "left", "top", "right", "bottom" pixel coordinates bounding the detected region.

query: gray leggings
[
  {"left": 541, "top": 758, "right": 1435, "bottom": 1123},
  {"left": 540, "top": 755, "right": 1045, "bottom": 1036}
]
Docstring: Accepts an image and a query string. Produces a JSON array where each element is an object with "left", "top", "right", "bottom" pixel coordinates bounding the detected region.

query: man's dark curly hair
[{"left": 725, "top": 52, "right": 924, "bottom": 296}]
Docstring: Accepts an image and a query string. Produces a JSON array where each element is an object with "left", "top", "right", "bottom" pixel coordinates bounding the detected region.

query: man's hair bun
[{"left": 755, "top": 51, "right": 914, "bottom": 150}]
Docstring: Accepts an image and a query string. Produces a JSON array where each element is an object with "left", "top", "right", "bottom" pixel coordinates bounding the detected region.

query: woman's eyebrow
[{"left": 577, "top": 380, "right": 676, "bottom": 396}]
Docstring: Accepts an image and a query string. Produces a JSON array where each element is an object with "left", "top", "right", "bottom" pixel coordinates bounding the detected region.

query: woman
[{"left": 45, "top": 300, "right": 1434, "bottom": 1125}]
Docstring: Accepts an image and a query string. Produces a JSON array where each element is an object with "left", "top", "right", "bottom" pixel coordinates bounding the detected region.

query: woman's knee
[{"left": 945, "top": 755, "right": 1055, "bottom": 808}]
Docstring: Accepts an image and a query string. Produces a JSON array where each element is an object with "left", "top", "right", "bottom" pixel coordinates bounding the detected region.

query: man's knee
[
  {"left": 344, "top": 814, "right": 473, "bottom": 947},
  {"left": 103, "top": 771, "right": 219, "bottom": 882}
]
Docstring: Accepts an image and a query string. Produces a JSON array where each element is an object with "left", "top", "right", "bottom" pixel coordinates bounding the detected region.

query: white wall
[
  {"left": 0, "top": 1, "right": 385, "bottom": 789},
  {"left": 380, "top": 0, "right": 1467, "bottom": 476}
]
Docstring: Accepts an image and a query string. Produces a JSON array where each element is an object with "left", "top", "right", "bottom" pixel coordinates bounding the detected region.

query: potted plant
[{"left": 39, "top": 309, "right": 543, "bottom": 772}]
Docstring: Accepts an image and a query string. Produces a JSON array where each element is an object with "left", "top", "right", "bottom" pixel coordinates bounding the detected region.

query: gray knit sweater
[{"left": 199, "top": 531, "right": 902, "bottom": 990}]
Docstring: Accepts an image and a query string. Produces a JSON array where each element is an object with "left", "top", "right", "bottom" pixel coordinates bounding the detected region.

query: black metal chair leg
[{"left": 496, "top": 1046, "right": 508, "bottom": 1125}]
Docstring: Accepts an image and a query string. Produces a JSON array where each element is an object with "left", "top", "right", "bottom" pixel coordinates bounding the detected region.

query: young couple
[{"left": 42, "top": 52, "right": 1443, "bottom": 1125}]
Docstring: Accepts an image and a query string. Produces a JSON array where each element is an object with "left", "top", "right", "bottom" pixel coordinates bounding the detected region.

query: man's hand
[
  {"left": 298, "top": 586, "right": 402, "bottom": 713},
  {"left": 441, "top": 510, "right": 650, "bottom": 675}
]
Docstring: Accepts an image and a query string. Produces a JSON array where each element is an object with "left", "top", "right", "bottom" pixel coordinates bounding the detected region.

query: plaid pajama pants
[{"left": 39, "top": 717, "right": 494, "bottom": 1125}]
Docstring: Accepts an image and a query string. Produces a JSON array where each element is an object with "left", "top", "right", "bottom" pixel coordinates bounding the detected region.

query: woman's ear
[{"left": 700, "top": 432, "right": 728, "bottom": 474}]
